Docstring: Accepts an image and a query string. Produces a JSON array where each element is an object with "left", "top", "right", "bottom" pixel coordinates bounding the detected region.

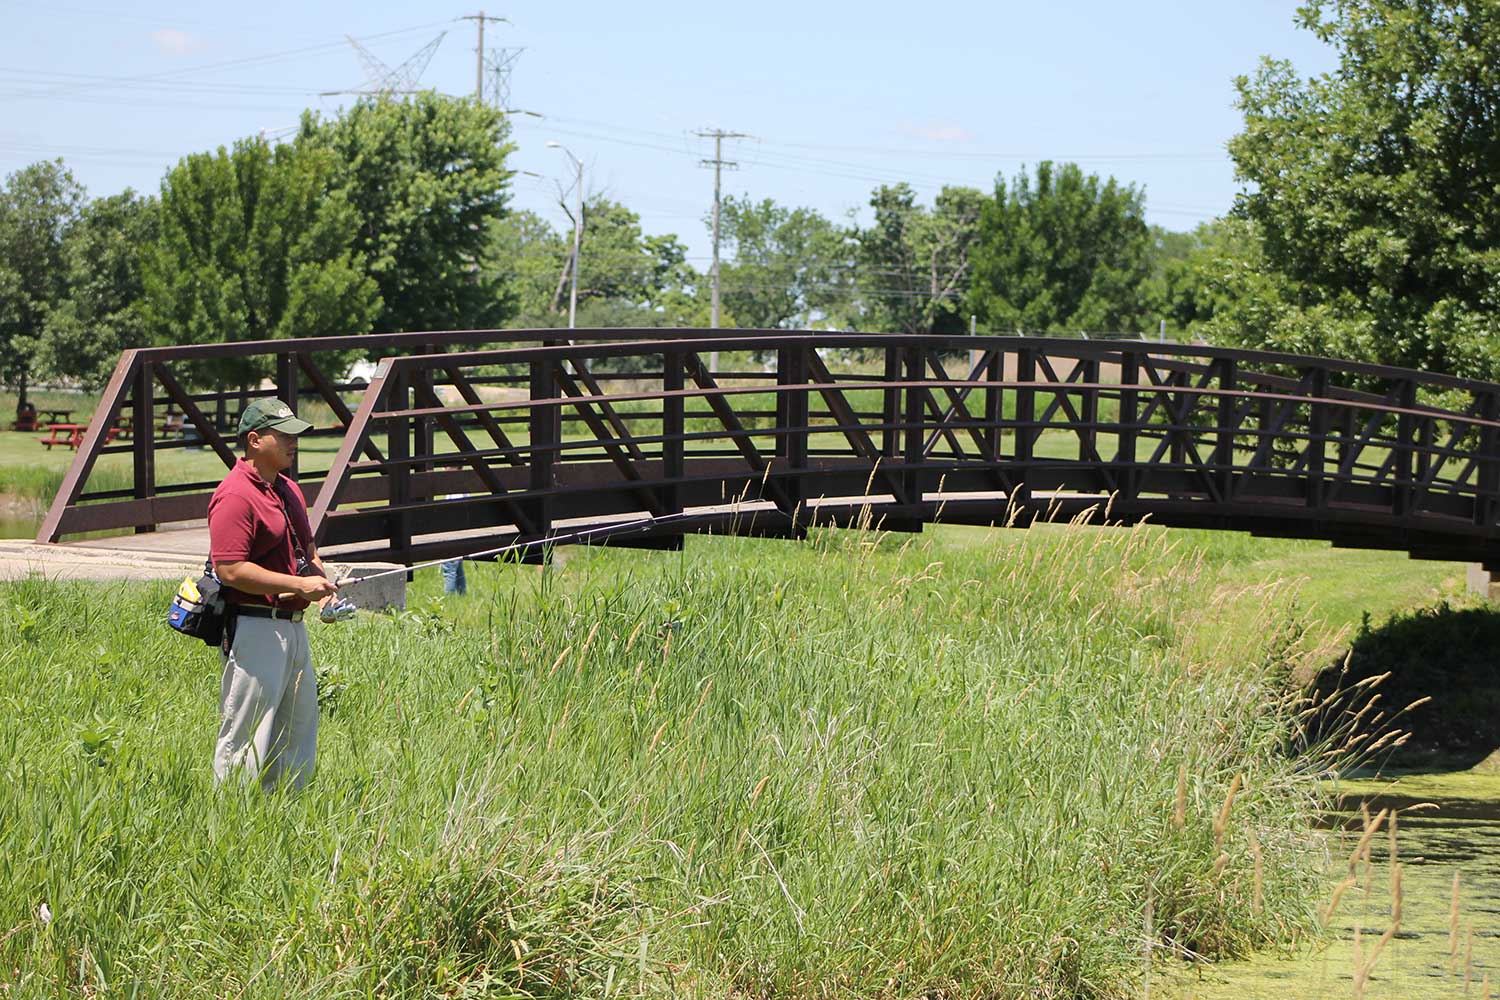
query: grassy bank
[{"left": 0, "top": 523, "right": 1460, "bottom": 997}]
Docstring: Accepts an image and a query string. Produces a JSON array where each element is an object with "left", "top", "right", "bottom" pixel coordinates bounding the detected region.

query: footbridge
[{"left": 35, "top": 329, "right": 1500, "bottom": 572}]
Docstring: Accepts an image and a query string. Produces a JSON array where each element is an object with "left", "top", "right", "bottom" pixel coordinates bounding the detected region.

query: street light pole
[{"left": 546, "top": 141, "right": 583, "bottom": 330}]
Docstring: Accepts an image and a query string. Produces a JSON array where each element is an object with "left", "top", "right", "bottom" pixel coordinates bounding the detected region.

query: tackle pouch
[{"left": 167, "top": 560, "right": 226, "bottom": 646}]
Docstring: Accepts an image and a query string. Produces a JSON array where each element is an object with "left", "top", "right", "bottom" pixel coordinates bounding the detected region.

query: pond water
[
  {"left": 1168, "top": 767, "right": 1500, "bottom": 999},
  {"left": 0, "top": 504, "right": 41, "bottom": 539}
]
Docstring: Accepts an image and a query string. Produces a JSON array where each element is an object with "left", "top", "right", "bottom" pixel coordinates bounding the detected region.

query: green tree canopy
[
  {"left": 717, "top": 195, "right": 853, "bottom": 329},
  {"left": 0, "top": 159, "right": 85, "bottom": 406},
  {"left": 37, "top": 189, "right": 159, "bottom": 388},
  {"left": 297, "top": 93, "right": 514, "bottom": 334},
  {"left": 856, "top": 183, "right": 982, "bottom": 335},
  {"left": 142, "top": 137, "right": 379, "bottom": 389},
  {"left": 1230, "top": 0, "right": 1500, "bottom": 377},
  {"left": 488, "top": 199, "right": 707, "bottom": 330},
  {"left": 968, "top": 162, "right": 1151, "bottom": 335}
]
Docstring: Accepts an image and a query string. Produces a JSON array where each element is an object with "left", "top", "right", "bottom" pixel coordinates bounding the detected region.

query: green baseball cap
[{"left": 238, "top": 398, "right": 314, "bottom": 437}]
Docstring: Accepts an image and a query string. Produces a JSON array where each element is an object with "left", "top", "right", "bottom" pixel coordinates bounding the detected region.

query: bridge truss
[{"left": 37, "top": 330, "right": 1500, "bottom": 570}]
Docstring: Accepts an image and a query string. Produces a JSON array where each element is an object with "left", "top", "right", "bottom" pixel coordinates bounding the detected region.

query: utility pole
[
  {"left": 460, "top": 11, "right": 509, "bottom": 102},
  {"left": 695, "top": 128, "right": 748, "bottom": 372},
  {"left": 547, "top": 142, "right": 584, "bottom": 329}
]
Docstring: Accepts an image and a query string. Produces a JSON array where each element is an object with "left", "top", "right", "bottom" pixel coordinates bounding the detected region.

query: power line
[{"left": 4, "top": 20, "right": 451, "bottom": 104}]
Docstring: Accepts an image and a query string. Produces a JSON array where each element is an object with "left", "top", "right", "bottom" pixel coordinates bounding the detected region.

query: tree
[
  {"left": 968, "top": 162, "right": 1151, "bottom": 334},
  {"left": 142, "top": 137, "right": 379, "bottom": 389},
  {"left": 1140, "top": 220, "right": 1259, "bottom": 335},
  {"left": 37, "top": 189, "right": 159, "bottom": 387},
  {"left": 0, "top": 159, "right": 84, "bottom": 407},
  {"left": 297, "top": 93, "right": 514, "bottom": 334},
  {"left": 1230, "top": 0, "right": 1500, "bottom": 378},
  {"left": 855, "top": 183, "right": 983, "bottom": 335},
  {"left": 486, "top": 209, "right": 567, "bottom": 323},
  {"left": 717, "top": 195, "right": 853, "bottom": 329},
  {"left": 488, "top": 199, "right": 707, "bottom": 330}
]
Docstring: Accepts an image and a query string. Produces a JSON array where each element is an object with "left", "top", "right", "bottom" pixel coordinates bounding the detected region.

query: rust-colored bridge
[{"left": 36, "top": 329, "right": 1500, "bottom": 571}]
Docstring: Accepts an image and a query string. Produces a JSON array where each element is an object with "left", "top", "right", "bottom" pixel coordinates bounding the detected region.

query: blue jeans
[{"left": 441, "top": 558, "right": 467, "bottom": 595}]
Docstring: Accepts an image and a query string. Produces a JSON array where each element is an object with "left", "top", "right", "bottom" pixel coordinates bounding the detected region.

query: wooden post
[
  {"left": 903, "top": 344, "right": 925, "bottom": 509},
  {"left": 984, "top": 348, "right": 1003, "bottom": 467},
  {"left": 386, "top": 368, "right": 411, "bottom": 558},
  {"left": 1215, "top": 357, "right": 1236, "bottom": 501},
  {"left": 662, "top": 350, "right": 684, "bottom": 519},
  {"left": 1477, "top": 391, "right": 1499, "bottom": 527},
  {"left": 132, "top": 361, "right": 156, "bottom": 534},
  {"left": 276, "top": 350, "right": 299, "bottom": 479},
  {"left": 779, "top": 343, "right": 809, "bottom": 520},
  {"left": 1394, "top": 379, "right": 1416, "bottom": 518},
  {"left": 529, "top": 354, "right": 558, "bottom": 537},
  {"left": 1013, "top": 346, "right": 1035, "bottom": 509},
  {"left": 1307, "top": 368, "right": 1329, "bottom": 510},
  {"left": 883, "top": 345, "right": 901, "bottom": 467},
  {"left": 1080, "top": 357, "right": 1100, "bottom": 470},
  {"left": 1118, "top": 351, "right": 1138, "bottom": 503}
]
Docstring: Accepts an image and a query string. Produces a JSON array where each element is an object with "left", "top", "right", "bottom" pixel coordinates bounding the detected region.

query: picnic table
[
  {"left": 36, "top": 422, "right": 120, "bottom": 450},
  {"left": 39, "top": 408, "right": 72, "bottom": 424},
  {"left": 37, "top": 424, "right": 85, "bottom": 450}
]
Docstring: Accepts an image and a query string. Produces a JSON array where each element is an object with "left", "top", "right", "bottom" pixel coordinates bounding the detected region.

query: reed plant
[{"left": 0, "top": 520, "right": 1326, "bottom": 997}]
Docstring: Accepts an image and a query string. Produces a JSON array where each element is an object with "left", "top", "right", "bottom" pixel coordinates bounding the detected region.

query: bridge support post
[
  {"left": 276, "top": 351, "right": 300, "bottom": 479},
  {"left": 883, "top": 346, "right": 902, "bottom": 481},
  {"left": 1080, "top": 357, "right": 1100, "bottom": 477},
  {"left": 662, "top": 350, "right": 684, "bottom": 521},
  {"left": 385, "top": 369, "right": 411, "bottom": 558},
  {"left": 411, "top": 344, "right": 436, "bottom": 501},
  {"left": 529, "top": 355, "right": 559, "bottom": 540},
  {"left": 1215, "top": 358, "right": 1236, "bottom": 501},
  {"left": 984, "top": 349, "right": 1002, "bottom": 469},
  {"left": 777, "top": 344, "right": 809, "bottom": 525},
  {"left": 1394, "top": 379, "right": 1417, "bottom": 519},
  {"left": 904, "top": 345, "right": 925, "bottom": 511},
  {"left": 132, "top": 361, "right": 155, "bottom": 534},
  {"left": 1013, "top": 346, "right": 1035, "bottom": 513},
  {"left": 1306, "top": 368, "right": 1329, "bottom": 510},
  {"left": 1118, "top": 351, "right": 1138, "bottom": 505},
  {"left": 1476, "top": 391, "right": 1499, "bottom": 527}
]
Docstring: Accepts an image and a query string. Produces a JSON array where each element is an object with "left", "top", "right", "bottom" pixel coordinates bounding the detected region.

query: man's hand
[{"left": 293, "top": 575, "right": 340, "bottom": 601}]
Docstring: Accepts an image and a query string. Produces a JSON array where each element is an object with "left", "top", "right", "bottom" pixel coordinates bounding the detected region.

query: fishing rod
[{"left": 320, "top": 508, "right": 725, "bottom": 619}]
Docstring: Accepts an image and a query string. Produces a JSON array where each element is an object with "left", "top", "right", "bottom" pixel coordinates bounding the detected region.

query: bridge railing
[
  {"left": 40, "top": 329, "right": 1500, "bottom": 568},
  {"left": 299, "top": 334, "right": 1500, "bottom": 566}
]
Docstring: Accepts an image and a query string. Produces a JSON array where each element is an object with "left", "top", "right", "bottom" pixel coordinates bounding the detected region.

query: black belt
[{"left": 232, "top": 604, "right": 304, "bottom": 622}]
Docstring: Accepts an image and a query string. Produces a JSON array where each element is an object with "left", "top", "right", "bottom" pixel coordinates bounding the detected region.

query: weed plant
[{"left": 0, "top": 521, "right": 1326, "bottom": 997}]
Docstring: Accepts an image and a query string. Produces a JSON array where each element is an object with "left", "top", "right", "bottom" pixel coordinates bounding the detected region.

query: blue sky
[{"left": 2, "top": 1, "right": 1338, "bottom": 262}]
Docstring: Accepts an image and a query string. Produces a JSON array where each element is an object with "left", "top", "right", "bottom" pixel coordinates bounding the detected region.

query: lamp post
[{"left": 546, "top": 141, "right": 583, "bottom": 329}]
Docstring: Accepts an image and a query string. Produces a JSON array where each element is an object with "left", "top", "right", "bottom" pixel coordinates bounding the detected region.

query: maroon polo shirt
[{"left": 207, "top": 459, "right": 312, "bottom": 611}]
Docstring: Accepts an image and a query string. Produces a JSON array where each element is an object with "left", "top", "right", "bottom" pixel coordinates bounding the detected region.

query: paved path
[{"left": 0, "top": 538, "right": 202, "bottom": 581}]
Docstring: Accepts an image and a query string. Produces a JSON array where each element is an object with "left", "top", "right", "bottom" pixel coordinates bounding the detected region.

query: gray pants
[{"left": 214, "top": 616, "right": 318, "bottom": 790}]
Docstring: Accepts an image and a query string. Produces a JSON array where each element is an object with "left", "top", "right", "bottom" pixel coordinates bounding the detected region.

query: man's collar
[{"left": 234, "top": 458, "right": 280, "bottom": 492}]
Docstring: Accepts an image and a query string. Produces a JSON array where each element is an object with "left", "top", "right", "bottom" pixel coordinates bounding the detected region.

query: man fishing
[{"left": 207, "top": 399, "right": 339, "bottom": 790}]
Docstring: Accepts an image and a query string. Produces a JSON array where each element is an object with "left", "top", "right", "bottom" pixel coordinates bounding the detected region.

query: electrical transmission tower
[
  {"left": 321, "top": 32, "right": 447, "bottom": 98},
  {"left": 695, "top": 128, "right": 750, "bottom": 344},
  {"left": 488, "top": 46, "right": 525, "bottom": 111},
  {"left": 460, "top": 11, "right": 522, "bottom": 109}
]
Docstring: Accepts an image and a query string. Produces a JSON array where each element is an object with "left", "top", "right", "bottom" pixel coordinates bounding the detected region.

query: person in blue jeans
[
  {"left": 441, "top": 556, "right": 466, "bottom": 595},
  {"left": 440, "top": 466, "right": 469, "bottom": 596}
]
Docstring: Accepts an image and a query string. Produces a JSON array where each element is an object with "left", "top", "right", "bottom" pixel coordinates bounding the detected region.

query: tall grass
[{"left": 0, "top": 521, "right": 1325, "bottom": 997}]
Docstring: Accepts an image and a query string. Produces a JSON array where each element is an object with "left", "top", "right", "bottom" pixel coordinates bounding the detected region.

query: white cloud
[
  {"left": 150, "top": 28, "right": 199, "bottom": 56},
  {"left": 899, "top": 121, "right": 975, "bottom": 144}
]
